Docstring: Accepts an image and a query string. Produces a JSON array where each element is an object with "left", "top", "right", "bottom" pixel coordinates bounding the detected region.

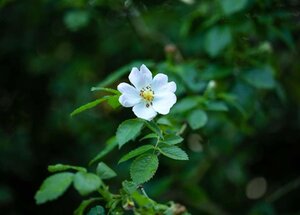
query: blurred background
[{"left": 0, "top": 0, "right": 300, "bottom": 214}]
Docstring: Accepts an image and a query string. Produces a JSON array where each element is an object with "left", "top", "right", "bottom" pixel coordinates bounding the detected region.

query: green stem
[
  {"left": 139, "top": 185, "right": 149, "bottom": 198},
  {"left": 154, "top": 136, "right": 160, "bottom": 149},
  {"left": 177, "top": 123, "right": 187, "bottom": 135},
  {"left": 266, "top": 177, "right": 300, "bottom": 203},
  {"left": 98, "top": 182, "right": 119, "bottom": 203}
]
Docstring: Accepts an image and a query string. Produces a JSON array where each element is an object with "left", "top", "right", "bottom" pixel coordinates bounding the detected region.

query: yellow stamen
[{"left": 141, "top": 90, "right": 154, "bottom": 102}]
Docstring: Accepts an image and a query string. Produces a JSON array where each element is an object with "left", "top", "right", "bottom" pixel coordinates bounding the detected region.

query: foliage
[{"left": 0, "top": 0, "right": 300, "bottom": 214}]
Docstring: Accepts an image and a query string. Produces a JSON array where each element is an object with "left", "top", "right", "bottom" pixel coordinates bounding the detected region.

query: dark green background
[{"left": 0, "top": 0, "right": 299, "bottom": 214}]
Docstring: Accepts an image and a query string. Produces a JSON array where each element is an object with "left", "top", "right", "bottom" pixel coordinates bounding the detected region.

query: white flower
[{"left": 117, "top": 64, "right": 177, "bottom": 121}]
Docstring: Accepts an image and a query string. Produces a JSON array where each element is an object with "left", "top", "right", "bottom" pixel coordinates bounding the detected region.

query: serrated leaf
[
  {"left": 73, "top": 172, "right": 102, "bottom": 196},
  {"left": 48, "top": 164, "right": 86, "bottom": 173},
  {"left": 187, "top": 109, "right": 208, "bottom": 130},
  {"left": 89, "top": 136, "right": 118, "bottom": 165},
  {"left": 130, "top": 154, "right": 159, "bottom": 184},
  {"left": 242, "top": 67, "right": 275, "bottom": 89},
  {"left": 116, "top": 119, "right": 144, "bottom": 148},
  {"left": 159, "top": 146, "right": 189, "bottom": 160},
  {"left": 144, "top": 120, "right": 163, "bottom": 139},
  {"left": 70, "top": 97, "right": 107, "bottom": 117},
  {"left": 87, "top": 205, "right": 105, "bottom": 215},
  {"left": 90, "top": 87, "right": 119, "bottom": 94},
  {"left": 74, "top": 198, "right": 102, "bottom": 215},
  {"left": 162, "top": 135, "right": 184, "bottom": 145},
  {"left": 35, "top": 172, "right": 74, "bottom": 204},
  {"left": 139, "top": 133, "right": 158, "bottom": 141},
  {"left": 96, "top": 162, "right": 117, "bottom": 179},
  {"left": 119, "top": 145, "right": 155, "bottom": 163}
]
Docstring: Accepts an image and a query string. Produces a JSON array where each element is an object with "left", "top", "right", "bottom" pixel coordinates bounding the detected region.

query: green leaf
[
  {"left": 187, "top": 109, "right": 208, "bottom": 130},
  {"left": 130, "top": 153, "right": 159, "bottom": 184},
  {"left": 122, "top": 180, "right": 137, "bottom": 194},
  {"left": 96, "top": 162, "right": 117, "bottom": 179},
  {"left": 176, "top": 64, "right": 206, "bottom": 92},
  {"left": 35, "top": 172, "right": 74, "bottom": 204},
  {"left": 90, "top": 87, "right": 119, "bottom": 94},
  {"left": 48, "top": 164, "right": 86, "bottom": 173},
  {"left": 172, "top": 97, "right": 199, "bottom": 113},
  {"left": 74, "top": 198, "right": 102, "bottom": 215},
  {"left": 162, "top": 135, "right": 184, "bottom": 145},
  {"left": 205, "top": 101, "right": 228, "bottom": 111},
  {"left": 132, "top": 191, "right": 154, "bottom": 207},
  {"left": 201, "top": 65, "right": 232, "bottom": 80},
  {"left": 157, "top": 117, "right": 172, "bottom": 126},
  {"left": 70, "top": 97, "right": 107, "bottom": 117},
  {"left": 107, "top": 199, "right": 121, "bottom": 213},
  {"left": 87, "top": 205, "right": 105, "bottom": 215},
  {"left": 242, "top": 67, "right": 276, "bottom": 89},
  {"left": 64, "top": 10, "right": 90, "bottom": 32},
  {"left": 119, "top": 145, "right": 155, "bottom": 163},
  {"left": 140, "top": 133, "right": 158, "bottom": 141},
  {"left": 220, "top": 93, "right": 247, "bottom": 117},
  {"left": 73, "top": 172, "right": 102, "bottom": 196},
  {"left": 159, "top": 146, "right": 189, "bottom": 160},
  {"left": 220, "top": 0, "right": 248, "bottom": 15},
  {"left": 107, "top": 95, "right": 121, "bottom": 109},
  {"left": 96, "top": 61, "right": 154, "bottom": 87},
  {"left": 204, "top": 26, "right": 232, "bottom": 57},
  {"left": 144, "top": 120, "right": 163, "bottom": 139},
  {"left": 89, "top": 136, "right": 118, "bottom": 165},
  {"left": 116, "top": 119, "right": 144, "bottom": 148}
]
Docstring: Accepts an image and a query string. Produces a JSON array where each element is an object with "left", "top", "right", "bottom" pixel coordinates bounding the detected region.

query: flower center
[
  {"left": 142, "top": 90, "right": 154, "bottom": 101},
  {"left": 140, "top": 86, "right": 154, "bottom": 103}
]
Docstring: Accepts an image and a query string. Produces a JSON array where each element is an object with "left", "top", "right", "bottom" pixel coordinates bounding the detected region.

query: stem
[
  {"left": 266, "top": 177, "right": 300, "bottom": 203},
  {"left": 139, "top": 185, "right": 149, "bottom": 198},
  {"left": 177, "top": 123, "right": 187, "bottom": 136},
  {"left": 154, "top": 136, "right": 160, "bottom": 149},
  {"left": 98, "top": 182, "right": 120, "bottom": 203}
]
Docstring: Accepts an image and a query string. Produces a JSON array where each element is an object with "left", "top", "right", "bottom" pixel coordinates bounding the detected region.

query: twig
[{"left": 266, "top": 177, "right": 300, "bottom": 203}]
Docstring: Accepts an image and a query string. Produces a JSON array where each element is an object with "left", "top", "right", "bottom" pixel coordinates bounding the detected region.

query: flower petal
[
  {"left": 152, "top": 92, "right": 177, "bottom": 115},
  {"left": 129, "top": 65, "right": 152, "bottom": 90},
  {"left": 117, "top": 82, "right": 141, "bottom": 107},
  {"left": 140, "top": 64, "right": 152, "bottom": 79},
  {"left": 119, "top": 94, "right": 141, "bottom": 107},
  {"left": 117, "top": 82, "right": 139, "bottom": 95},
  {"left": 166, "top": 81, "right": 177, "bottom": 93},
  {"left": 132, "top": 102, "right": 157, "bottom": 121},
  {"left": 151, "top": 73, "right": 168, "bottom": 92}
]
